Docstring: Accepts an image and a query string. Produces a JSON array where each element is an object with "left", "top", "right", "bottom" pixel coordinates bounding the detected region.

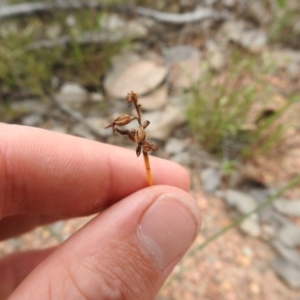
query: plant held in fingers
[{"left": 105, "top": 91, "right": 158, "bottom": 186}]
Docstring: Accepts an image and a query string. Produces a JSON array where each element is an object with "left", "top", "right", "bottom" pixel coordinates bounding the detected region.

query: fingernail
[{"left": 138, "top": 194, "right": 199, "bottom": 270}]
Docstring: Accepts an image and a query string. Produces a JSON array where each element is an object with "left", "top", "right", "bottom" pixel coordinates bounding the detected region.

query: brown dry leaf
[
  {"left": 138, "top": 84, "right": 168, "bottom": 111},
  {"left": 104, "top": 60, "right": 168, "bottom": 98}
]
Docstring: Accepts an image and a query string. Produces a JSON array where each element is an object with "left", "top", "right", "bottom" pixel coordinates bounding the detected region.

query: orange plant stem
[{"left": 143, "top": 152, "right": 153, "bottom": 186}]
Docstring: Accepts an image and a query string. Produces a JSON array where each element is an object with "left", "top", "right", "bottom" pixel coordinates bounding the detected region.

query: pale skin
[{"left": 0, "top": 123, "right": 201, "bottom": 300}]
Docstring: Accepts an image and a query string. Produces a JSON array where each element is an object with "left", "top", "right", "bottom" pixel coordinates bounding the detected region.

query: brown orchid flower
[{"left": 105, "top": 91, "right": 158, "bottom": 186}]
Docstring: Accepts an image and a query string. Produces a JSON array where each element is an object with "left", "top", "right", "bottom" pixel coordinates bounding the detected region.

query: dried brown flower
[
  {"left": 105, "top": 114, "right": 137, "bottom": 133},
  {"left": 105, "top": 91, "right": 158, "bottom": 186},
  {"left": 143, "top": 141, "right": 159, "bottom": 153},
  {"left": 126, "top": 91, "right": 138, "bottom": 104}
]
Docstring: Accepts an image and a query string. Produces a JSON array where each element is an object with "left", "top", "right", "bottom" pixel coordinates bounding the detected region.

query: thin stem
[
  {"left": 193, "top": 174, "right": 300, "bottom": 252},
  {"left": 143, "top": 152, "right": 153, "bottom": 186},
  {"left": 134, "top": 103, "right": 142, "bottom": 125},
  {"left": 164, "top": 174, "right": 300, "bottom": 288}
]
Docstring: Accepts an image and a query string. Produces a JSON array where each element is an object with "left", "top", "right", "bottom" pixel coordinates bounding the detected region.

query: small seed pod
[
  {"left": 105, "top": 114, "right": 137, "bottom": 133},
  {"left": 136, "top": 125, "right": 146, "bottom": 144},
  {"left": 126, "top": 91, "right": 138, "bottom": 104},
  {"left": 114, "top": 114, "right": 137, "bottom": 126}
]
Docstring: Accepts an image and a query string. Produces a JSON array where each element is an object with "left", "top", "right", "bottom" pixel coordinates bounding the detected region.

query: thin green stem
[{"left": 164, "top": 174, "right": 300, "bottom": 287}]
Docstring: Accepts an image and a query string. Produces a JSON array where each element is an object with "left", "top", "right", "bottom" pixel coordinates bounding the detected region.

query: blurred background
[{"left": 1, "top": 0, "right": 300, "bottom": 299}]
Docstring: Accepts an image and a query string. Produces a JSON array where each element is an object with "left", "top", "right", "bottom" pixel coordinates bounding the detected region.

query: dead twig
[
  {"left": 28, "top": 29, "right": 137, "bottom": 50},
  {"left": 0, "top": 2, "right": 225, "bottom": 24},
  {"left": 135, "top": 6, "right": 225, "bottom": 24}
]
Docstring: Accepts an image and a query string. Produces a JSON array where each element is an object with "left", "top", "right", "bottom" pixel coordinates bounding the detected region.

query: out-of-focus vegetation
[
  {"left": 185, "top": 0, "right": 300, "bottom": 161},
  {"left": 0, "top": 2, "right": 130, "bottom": 98},
  {"left": 186, "top": 50, "right": 297, "bottom": 160},
  {"left": 1, "top": 0, "right": 299, "bottom": 163}
]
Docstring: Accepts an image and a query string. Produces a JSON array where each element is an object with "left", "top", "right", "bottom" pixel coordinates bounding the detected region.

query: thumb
[{"left": 10, "top": 186, "right": 201, "bottom": 300}]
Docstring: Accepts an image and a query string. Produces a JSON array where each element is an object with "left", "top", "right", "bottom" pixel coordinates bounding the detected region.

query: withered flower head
[
  {"left": 126, "top": 91, "right": 138, "bottom": 104},
  {"left": 105, "top": 114, "right": 137, "bottom": 133},
  {"left": 143, "top": 141, "right": 159, "bottom": 153}
]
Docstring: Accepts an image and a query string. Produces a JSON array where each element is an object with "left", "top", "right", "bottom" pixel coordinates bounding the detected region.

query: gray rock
[
  {"left": 267, "top": 49, "right": 300, "bottom": 81},
  {"left": 247, "top": 1, "right": 271, "bottom": 25},
  {"left": 200, "top": 167, "right": 221, "bottom": 192},
  {"left": 86, "top": 117, "right": 111, "bottom": 137},
  {"left": 261, "top": 224, "right": 277, "bottom": 241},
  {"left": 72, "top": 123, "right": 96, "bottom": 140},
  {"left": 272, "top": 257, "right": 300, "bottom": 289},
  {"left": 247, "top": 187, "right": 273, "bottom": 204},
  {"left": 220, "top": 189, "right": 262, "bottom": 237},
  {"left": 162, "top": 45, "right": 201, "bottom": 89},
  {"left": 222, "top": 189, "right": 257, "bottom": 214},
  {"left": 165, "top": 137, "right": 188, "bottom": 154},
  {"left": 65, "top": 15, "right": 76, "bottom": 27},
  {"left": 145, "top": 106, "right": 186, "bottom": 141},
  {"left": 241, "top": 30, "right": 267, "bottom": 52},
  {"left": 138, "top": 84, "right": 168, "bottom": 111},
  {"left": 50, "top": 126, "right": 68, "bottom": 134},
  {"left": 99, "top": 14, "right": 148, "bottom": 40},
  {"left": 208, "top": 51, "right": 226, "bottom": 71},
  {"left": 222, "top": 20, "right": 267, "bottom": 52},
  {"left": 99, "top": 13, "right": 126, "bottom": 32},
  {"left": 273, "top": 198, "right": 300, "bottom": 217},
  {"left": 10, "top": 99, "right": 48, "bottom": 115},
  {"left": 247, "top": 188, "right": 277, "bottom": 220},
  {"left": 271, "top": 240, "right": 300, "bottom": 269},
  {"left": 21, "top": 114, "right": 42, "bottom": 126},
  {"left": 240, "top": 215, "right": 261, "bottom": 237},
  {"left": 90, "top": 92, "right": 104, "bottom": 102},
  {"left": 222, "top": 0, "right": 235, "bottom": 7},
  {"left": 259, "top": 209, "right": 290, "bottom": 229},
  {"left": 162, "top": 45, "right": 200, "bottom": 63},
  {"left": 56, "top": 82, "right": 88, "bottom": 108},
  {"left": 287, "top": 63, "right": 300, "bottom": 80},
  {"left": 170, "top": 152, "right": 191, "bottom": 166},
  {"left": 278, "top": 222, "right": 300, "bottom": 248}
]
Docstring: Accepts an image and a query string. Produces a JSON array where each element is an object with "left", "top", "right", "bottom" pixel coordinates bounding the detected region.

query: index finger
[{"left": 0, "top": 123, "right": 190, "bottom": 218}]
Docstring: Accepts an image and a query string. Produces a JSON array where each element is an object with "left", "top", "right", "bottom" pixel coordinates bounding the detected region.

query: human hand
[{"left": 0, "top": 123, "right": 201, "bottom": 300}]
